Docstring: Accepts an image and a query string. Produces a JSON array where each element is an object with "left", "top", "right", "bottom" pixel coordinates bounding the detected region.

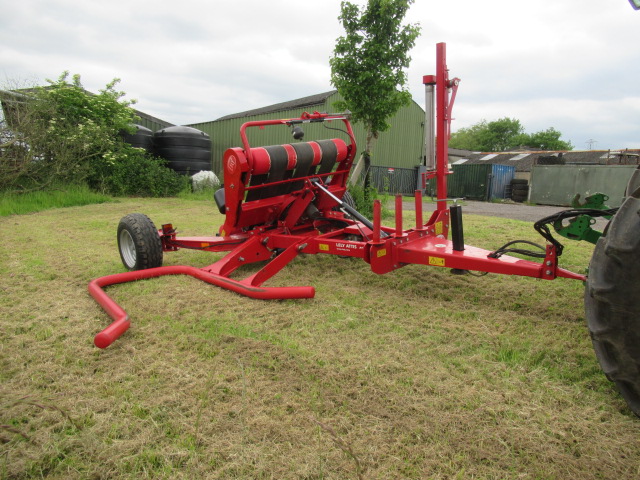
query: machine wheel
[
  {"left": 342, "top": 191, "right": 356, "bottom": 209},
  {"left": 331, "top": 191, "right": 357, "bottom": 214},
  {"left": 117, "top": 213, "right": 163, "bottom": 270},
  {"left": 585, "top": 189, "right": 640, "bottom": 417}
]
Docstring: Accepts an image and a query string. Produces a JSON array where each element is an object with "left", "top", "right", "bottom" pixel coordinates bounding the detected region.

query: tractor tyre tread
[
  {"left": 585, "top": 191, "right": 640, "bottom": 417},
  {"left": 117, "top": 213, "right": 163, "bottom": 271},
  {"left": 342, "top": 191, "right": 356, "bottom": 209}
]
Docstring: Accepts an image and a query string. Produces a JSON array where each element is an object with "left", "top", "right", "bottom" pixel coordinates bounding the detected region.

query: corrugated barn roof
[
  {"left": 216, "top": 91, "right": 338, "bottom": 121},
  {"left": 451, "top": 149, "right": 640, "bottom": 172}
]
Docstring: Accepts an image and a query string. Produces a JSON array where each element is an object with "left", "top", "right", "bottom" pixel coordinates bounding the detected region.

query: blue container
[{"left": 488, "top": 164, "right": 516, "bottom": 200}]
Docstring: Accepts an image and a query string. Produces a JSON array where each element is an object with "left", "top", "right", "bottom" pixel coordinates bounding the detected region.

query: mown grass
[
  {"left": 0, "top": 184, "right": 113, "bottom": 216},
  {"left": 1, "top": 198, "right": 640, "bottom": 479}
]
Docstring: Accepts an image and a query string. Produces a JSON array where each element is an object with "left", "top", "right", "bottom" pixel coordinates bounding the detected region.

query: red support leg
[
  {"left": 373, "top": 200, "right": 382, "bottom": 244},
  {"left": 415, "top": 190, "right": 425, "bottom": 230},
  {"left": 395, "top": 194, "right": 403, "bottom": 236}
]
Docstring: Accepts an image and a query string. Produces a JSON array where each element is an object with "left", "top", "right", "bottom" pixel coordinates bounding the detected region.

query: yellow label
[
  {"left": 429, "top": 256, "right": 445, "bottom": 267},
  {"left": 319, "top": 244, "right": 330, "bottom": 251},
  {"left": 377, "top": 249, "right": 387, "bottom": 258},
  {"left": 220, "top": 230, "right": 226, "bottom": 237},
  {"left": 435, "top": 221, "right": 443, "bottom": 236}
]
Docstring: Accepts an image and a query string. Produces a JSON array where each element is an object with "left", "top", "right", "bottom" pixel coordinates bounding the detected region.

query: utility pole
[{"left": 586, "top": 139, "right": 598, "bottom": 150}]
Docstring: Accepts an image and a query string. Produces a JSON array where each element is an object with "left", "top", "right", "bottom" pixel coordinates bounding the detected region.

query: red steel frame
[{"left": 89, "top": 43, "right": 585, "bottom": 349}]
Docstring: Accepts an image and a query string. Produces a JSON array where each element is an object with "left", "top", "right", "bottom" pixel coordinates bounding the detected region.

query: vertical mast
[{"left": 423, "top": 43, "right": 460, "bottom": 212}]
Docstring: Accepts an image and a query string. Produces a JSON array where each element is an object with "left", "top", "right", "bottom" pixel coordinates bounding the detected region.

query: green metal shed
[
  {"left": 187, "top": 90, "right": 425, "bottom": 176},
  {"left": 133, "top": 109, "right": 173, "bottom": 132}
]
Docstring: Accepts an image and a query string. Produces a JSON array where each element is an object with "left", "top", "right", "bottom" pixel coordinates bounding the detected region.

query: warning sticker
[
  {"left": 429, "top": 256, "right": 445, "bottom": 267},
  {"left": 435, "top": 221, "right": 443, "bottom": 236},
  {"left": 377, "top": 249, "right": 387, "bottom": 258},
  {"left": 227, "top": 155, "right": 237, "bottom": 174},
  {"left": 319, "top": 244, "right": 330, "bottom": 252}
]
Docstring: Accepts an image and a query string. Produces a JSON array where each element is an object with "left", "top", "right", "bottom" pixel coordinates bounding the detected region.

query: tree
[
  {"left": 1, "top": 72, "right": 136, "bottom": 190},
  {"left": 449, "top": 117, "right": 573, "bottom": 152},
  {"left": 1, "top": 72, "right": 186, "bottom": 195},
  {"left": 443, "top": 120, "right": 488, "bottom": 151},
  {"left": 330, "top": 0, "right": 420, "bottom": 186},
  {"left": 525, "top": 127, "right": 573, "bottom": 151}
]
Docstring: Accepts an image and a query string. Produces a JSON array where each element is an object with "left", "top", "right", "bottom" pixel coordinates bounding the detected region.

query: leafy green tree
[
  {"left": 330, "top": 0, "right": 420, "bottom": 186},
  {"left": 449, "top": 117, "right": 572, "bottom": 152},
  {"left": 1, "top": 72, "right": 137, "bottom": 190},
  {"left": 444, "top": 120, "right": 488, "bottom": 151},
  {"left": 479, "top": 118, "right": 524, "bottom": 152},
  {"left": 449, "top": 117, "right": 524, "bottom": 152},
  {"left": 524, "top": 127, "right": 573, "bottom": 150},
  {"left": 1, "top": 72, "right": 187, "bottom": 195}
]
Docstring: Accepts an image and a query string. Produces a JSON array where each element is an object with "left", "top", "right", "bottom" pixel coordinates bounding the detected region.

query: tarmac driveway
[{"left": 401, "top": 199, "right": 609, "bottom": 229}]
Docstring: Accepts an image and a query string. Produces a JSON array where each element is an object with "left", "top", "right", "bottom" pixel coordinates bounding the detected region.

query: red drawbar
[{"left": 89, "top": 265, "right": 315, "bottom": 348}]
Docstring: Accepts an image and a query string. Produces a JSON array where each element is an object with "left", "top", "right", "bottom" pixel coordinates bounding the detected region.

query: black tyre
[
  {"left": 332, "top": 190, "right": 357, "bottom": 212},
  {"left": 510, "top": 179, "right": 528, "bottom": 185},
  {"left": 625, "top": 166, "right": 640, "bottom": 196},
  {"left": 511, "top": 193, "right": 527, "bottom": 202},
  {"left": 585, "top": 189, "right": 640, "bottom": 417},
  {"left": 342, "top": 191, "right": 356, "bottom": 209},
  {"left": 511, "top": 184, "right": 529, "bottom": 193},
  {"left": 117, "top": 213, "right": 163, "bottom": 270}
]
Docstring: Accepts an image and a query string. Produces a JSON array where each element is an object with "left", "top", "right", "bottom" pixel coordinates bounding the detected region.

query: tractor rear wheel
[
  {"left": 585, "top": 188, "right": 640, "bottom": 417},
  {"left": 117, "top": 213, "right": 163, "bottom": 271}
]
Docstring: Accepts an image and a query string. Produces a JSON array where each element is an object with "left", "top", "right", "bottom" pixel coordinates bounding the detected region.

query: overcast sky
[{"left": 2, "top": 0, "right": 639, "bottom": 151}]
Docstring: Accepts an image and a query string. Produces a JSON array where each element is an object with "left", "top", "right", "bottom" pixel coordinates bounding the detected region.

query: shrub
[
  {"left": 347, "top": 183, "right": 391, "bottom": 219},
  {"left": 88, "top": 145, "right": 189, "bottom": 197},
  {"left": 0, "top": 72, "right": 137, "bottom": 192}
]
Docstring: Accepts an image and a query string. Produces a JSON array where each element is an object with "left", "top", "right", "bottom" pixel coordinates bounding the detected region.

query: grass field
[
  {"left": 0, "top": 185, "right": 112, "bottom": 217},
  {"left": 2, "top": 198, "right": 640, "bottom": 479}
]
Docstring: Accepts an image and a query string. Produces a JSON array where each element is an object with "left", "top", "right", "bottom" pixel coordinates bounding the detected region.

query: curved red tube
[{"left": 89, "top": 266, "right": 315, "bottom": 348}]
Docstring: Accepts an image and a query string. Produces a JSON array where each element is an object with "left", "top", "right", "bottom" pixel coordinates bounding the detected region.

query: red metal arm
[
  {"left": 239, "top": 112, "right": 356, "bottom": 168},
  {"left": 90, "top": 264, "right": 315, "bottom": 348}
]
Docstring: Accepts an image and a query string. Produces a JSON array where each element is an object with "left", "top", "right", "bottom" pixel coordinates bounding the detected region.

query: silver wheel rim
[{"left": 119, "top": 229, "right": 137, "bottom": 268}]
